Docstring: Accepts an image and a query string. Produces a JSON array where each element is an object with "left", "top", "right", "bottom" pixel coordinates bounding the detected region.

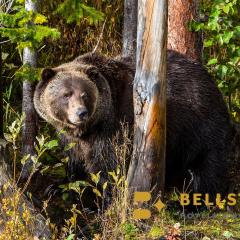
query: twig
[
  {"left": 92, "top": 18, "right": 107, "bottom": 54},
  {"left": 0, "top": 39, "right": 10, "bottom": 44},
  {"left": 0, "top": 0, "right": 14, "bottom": 13}
]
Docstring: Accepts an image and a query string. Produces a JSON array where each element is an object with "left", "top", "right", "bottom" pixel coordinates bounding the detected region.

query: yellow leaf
[
  {"left": 34, "top": 15, "right": 48, "bottom": 24},
  {"left": 93, "top": 188, "right": 102, "bottom": 198},
  {"left": 103, "top": 182, "right": 108, "bottom": 190}
]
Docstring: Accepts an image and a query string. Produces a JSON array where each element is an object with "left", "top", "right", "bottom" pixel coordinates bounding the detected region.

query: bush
[{"left": 190, "top": 0, "right": 240, "bottom": 121}]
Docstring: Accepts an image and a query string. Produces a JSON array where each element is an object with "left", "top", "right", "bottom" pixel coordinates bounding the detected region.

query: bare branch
[{"left": 92, "top": 18, "right": 107, "bottom": 54}]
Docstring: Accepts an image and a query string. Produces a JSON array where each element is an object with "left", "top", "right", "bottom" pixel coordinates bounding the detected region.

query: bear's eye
[
  {"left": 81, "top": 92, "right": 88, "bottom": 100},
  {"left": 63, "top": 92, "right": 72, "bottom": 100}
]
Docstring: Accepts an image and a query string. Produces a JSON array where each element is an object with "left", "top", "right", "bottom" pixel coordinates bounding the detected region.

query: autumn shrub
[{"left": 0, "top": 115, "right": 51, "bottom": 239}]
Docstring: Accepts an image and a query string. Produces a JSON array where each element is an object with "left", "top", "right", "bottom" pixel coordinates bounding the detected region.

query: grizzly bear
[
  {"left": 34, "top": 54, "right": 134, "bottom": 186},
  {"left": 34, "top": 50, "right": 233, "bottom": 199}
]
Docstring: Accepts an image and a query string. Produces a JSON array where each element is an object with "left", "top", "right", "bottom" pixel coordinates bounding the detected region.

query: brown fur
[
  {"left": 34, "top": 53, "right": 134, "bottom": 181},
  {"left": 35, "top": 50, "right": 235, "bottom": 200}
]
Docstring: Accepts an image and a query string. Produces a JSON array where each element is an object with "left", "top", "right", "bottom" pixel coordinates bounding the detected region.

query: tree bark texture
[
  {"left": 21, "top": 0, "right": 38, "bottom": 179},
  {"left": 22, "top": 1, "right": 38, "bottom": 157},
  {"left": 122, "top": 0, "right": 138, "bottom": 63},
  {"left": 168, "top": 0, "right": 201, "bottom": 61},
  {"left": 0, "top": 35, "right": 3, "bottom": 138},
  {"left": 127, "top": 0, "right": 167, "bottom": 199}
]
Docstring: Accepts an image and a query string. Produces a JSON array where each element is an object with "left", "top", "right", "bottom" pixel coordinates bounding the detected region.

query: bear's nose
[{"left": 76, "top": 108, "right": 88, "bottom": 120}]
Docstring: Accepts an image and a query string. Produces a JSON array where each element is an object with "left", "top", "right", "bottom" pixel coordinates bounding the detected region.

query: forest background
[{"left": 0, "top": 0, "right": 239, "bottom": 239}]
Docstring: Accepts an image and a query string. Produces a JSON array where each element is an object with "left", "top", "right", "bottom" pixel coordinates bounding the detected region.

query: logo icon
[{"left": 133, "top": 192, "right": 165, "bottom": 220}]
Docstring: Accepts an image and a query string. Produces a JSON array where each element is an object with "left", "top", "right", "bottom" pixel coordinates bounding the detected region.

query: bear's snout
[{"left": 76, "top": 108, "right": 88, "bottom": 121}]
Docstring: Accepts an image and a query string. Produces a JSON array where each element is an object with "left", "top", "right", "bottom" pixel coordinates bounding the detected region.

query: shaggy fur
[
  {"left": 34, "top": 50, "right": 234, "bottom": 198},
  {"left": 34, "top": 53, "right": 134, "bottom": 182}
]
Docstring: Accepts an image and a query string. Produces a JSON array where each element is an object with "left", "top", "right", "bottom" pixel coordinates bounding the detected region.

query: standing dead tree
[
  {"left": 168, "top": 0, "right": 201, "bottom": 61},
  {"left": 0, "top": 2, "right": 50, "bottom": 237},
  {"left": 21, "top": 0, "right": 38, "bottom": 178},
  {"left": 127, "top": 0, "right": 168, "bottom": 199},
  {"left": 0, "top": 33, "right": 3, "bottom": 139},
  {"left": 122, "top": 0, "right": 138, "bottom": 63}
]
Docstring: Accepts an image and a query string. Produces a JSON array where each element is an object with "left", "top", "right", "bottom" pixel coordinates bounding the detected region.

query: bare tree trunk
[
  {"left": 168, "top": 0, "right": 201, "bottom": 61},
  {"left": 22, "top": 0, "right": 38, "bottom": 178},
  {"left": 122, "top": 0, "right": 138, "bottom": 63},
  {"left": 0, "top": 1, "right": 49, "bottom": 236},
  {"left": 127, "top": 0, "right": 167, "bottom": 199},
  {"left": 0, "top": 35, "right": 3, "bottom": 138}
]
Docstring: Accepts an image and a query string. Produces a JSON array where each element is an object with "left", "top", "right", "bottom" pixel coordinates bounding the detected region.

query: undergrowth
[{"left": 0, "top": 116, "right": 239, "bottom": 239}]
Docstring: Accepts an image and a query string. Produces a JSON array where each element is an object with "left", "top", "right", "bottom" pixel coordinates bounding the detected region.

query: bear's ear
[
  {"left": 41, "top": 68, "right": 56, "bottom": 82},
  {"left": 85, "top": 66, "right": 100, "bottom": 80}
]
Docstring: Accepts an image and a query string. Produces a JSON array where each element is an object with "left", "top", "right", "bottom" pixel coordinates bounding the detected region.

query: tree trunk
[
  {"left": 122, "top": 0, "right": 138, "bottom": 63},
  {"left": 21, "top": 0, "right": 38, "bottom": 178},
  {"left": 168, "top": 0, "right": 201, "bottom": 61},
  {"left": 127, "top": 0, "right": 167, "bottom": 199},
  {"left": 0, "top": 35, "right": 3, "bottom": 138}
]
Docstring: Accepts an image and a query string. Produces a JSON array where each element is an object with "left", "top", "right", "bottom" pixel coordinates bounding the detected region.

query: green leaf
[
  {"left": 55, "top": 0, "right": 104, "bottom": 25},
  {"left": 222, "top": 31, "right": 233, "bottom": 44},
  {"left": 4, "top": 133, "right": 13, "bottom": 143},
  {"left": 108, "top": 171, "right": 118, "bottom": 184},
  {"left": 222, "top": 231, "right": 233, "bottom": 239},
  {"left": 62, "top": 192, "right": 69, "bottom": 201},
  {"left": 207, "top": 58, "right": 218, "bottom": 65},
  {"left": 64, "top": 142, "right": 76, "bottom": 151},
  {"left": 33, "top": 14, "right": 48, "bottom": 24},
  {"left": 218, "top": 35, "right": 224, "bottom": 45},
  {"left": 223, "top": 5, "right": 230, "bottom": 14},
  {"left": 148, "top": 226, "right": 164, "bottom": 238},
  {"left": 2, "top": 53, "right": 9, "bottom": 61},
  {"left": 66, "top": 234, "right": 75, "bottom": 240},
  {"left": 45, "top": 139, "right": 59, "bottom": 149},
  {"left": 90, "top": 172, "right": 101, "bottom": 185},
  {"left": 0, "top": 6, "right": 60, "bottom": 51},
  {"left": 204, "top": 39, "right": 213, "bottom": 48},
  {"left": 21, "top": 154, "right": 30, "bottom": 165},
  {"left": 61, "top": 157, "right": 69, "bottom": 163}
]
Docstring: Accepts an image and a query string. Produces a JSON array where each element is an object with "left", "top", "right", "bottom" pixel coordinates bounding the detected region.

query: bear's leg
[
  {"left": 192, "top": 149, "right": 229, "bottom": 200},
  {"left": 89, "top": 138, "right": 120, "bottom": 209},
  {"left": 67, "top": 156, "right": 87, "bottom": 182}
]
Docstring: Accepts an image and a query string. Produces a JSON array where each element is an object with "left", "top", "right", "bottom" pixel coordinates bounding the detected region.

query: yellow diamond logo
[{"left": 154, "top": 199, "right": 165, "bottom": 212}]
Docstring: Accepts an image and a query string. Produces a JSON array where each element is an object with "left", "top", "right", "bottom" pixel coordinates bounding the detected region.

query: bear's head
[{"left": 34, "top": 62, "right": 113, "bottom": 137}]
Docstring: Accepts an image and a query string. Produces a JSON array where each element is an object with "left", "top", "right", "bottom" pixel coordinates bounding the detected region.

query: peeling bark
[
  {"left": 168, "top": 0, "right": 201, "bottom": 61},
  {"left": 127, "top": 0, "right": 167, "bottom": 199}
]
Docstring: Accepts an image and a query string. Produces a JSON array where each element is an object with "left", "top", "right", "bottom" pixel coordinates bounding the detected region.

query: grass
[{"left": 0, "top": 117, "right": 240, "bottom": 239}]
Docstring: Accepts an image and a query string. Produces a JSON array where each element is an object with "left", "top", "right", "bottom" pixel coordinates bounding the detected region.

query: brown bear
[
  {"left": 34, "top": 53, "right": 134, "bottom": 184},
  {"left": 34, "top": 50, "right": 234, "bottom": 199}
]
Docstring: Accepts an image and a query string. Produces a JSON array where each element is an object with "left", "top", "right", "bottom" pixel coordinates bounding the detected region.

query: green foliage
[
  {"left": 15, "top": 64, "right": 41, "bottom": 82},
  {"left": 0, "top": 0, "right": 60, "bottom": 86},
  {"left": 0, "top": 6, "right": 60, "bottom": 50},
  {"left": 4, "top": 114, "right": 24, "bottom": 144},
  {"left": 122, "top": 222, "right": 139, "bottom": 240},
  {"left": 55, "top": 0, "right": 104, "bottom": 25},
  {"left": 190, "top": 0, "right": 240, "bottom": 121}
]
